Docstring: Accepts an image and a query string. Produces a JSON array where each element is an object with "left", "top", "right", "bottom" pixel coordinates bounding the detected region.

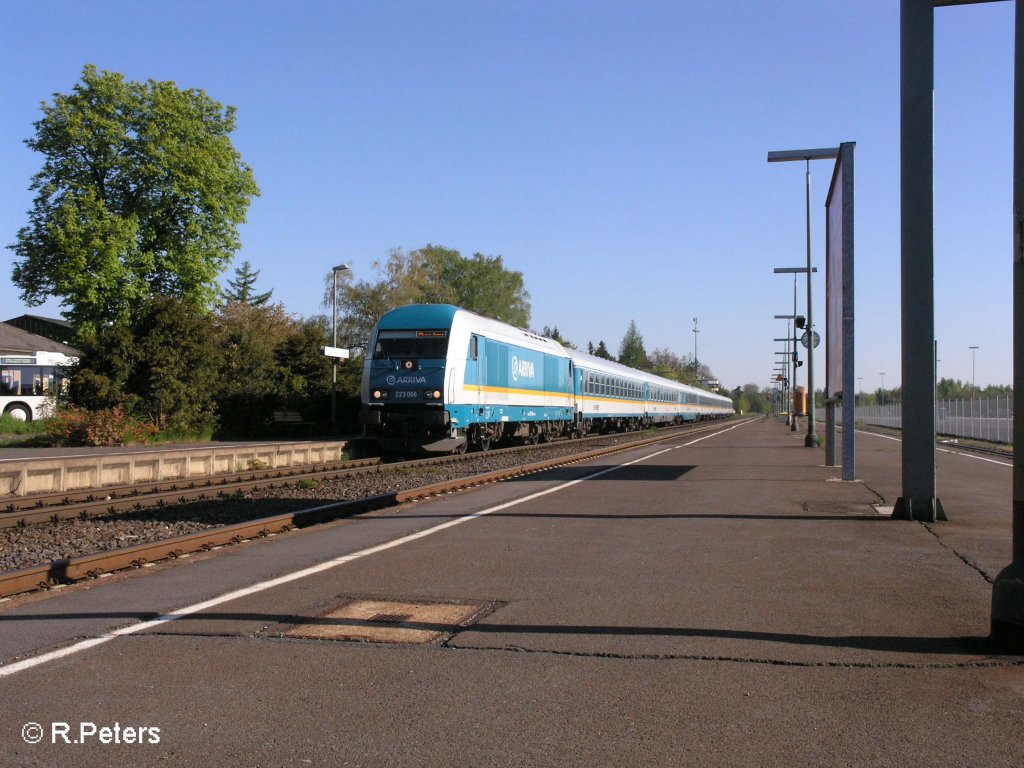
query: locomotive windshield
[{"left": 373, "top": 330, "right": 449, "bottom": 360}]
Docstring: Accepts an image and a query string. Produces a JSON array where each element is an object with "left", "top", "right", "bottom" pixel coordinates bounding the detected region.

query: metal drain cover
[
  {"left": 801, "top": 502, "right": 878, "bottom": 516},
  {"left": 285, "top": 599, "right": 487, "bottom": 645}
]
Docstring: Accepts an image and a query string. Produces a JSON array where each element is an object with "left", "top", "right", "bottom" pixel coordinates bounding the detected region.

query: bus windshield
[{"left": 373, "top": 330, "right": 449, "bottom": 360}]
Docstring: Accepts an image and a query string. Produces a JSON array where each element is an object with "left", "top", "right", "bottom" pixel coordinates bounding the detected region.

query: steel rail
[
  {"left": 0, "top": 458, "right": 380, "bottom": 528},
  {"left": 0, "top": 418, "right": 748, "bottom": 599},
  {"left": 1, "top": 421, "right": 719, "bottom": 528}
]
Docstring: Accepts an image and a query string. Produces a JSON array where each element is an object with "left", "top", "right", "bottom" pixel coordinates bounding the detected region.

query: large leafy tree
[
  {"left": 325, "top": 245, "right": 531, "bottom": 346},
  {"left": 213, "top": 301, "right": 291, "bottom": 434},
  {"left": 70, "top": 296, "right": 220, "bottom": 433},
  {"left": 414, "top": 244, "right": 531, "bottom": 326},
  {"left": 9, "top": 65, "right": 260, "bottom": 337}
]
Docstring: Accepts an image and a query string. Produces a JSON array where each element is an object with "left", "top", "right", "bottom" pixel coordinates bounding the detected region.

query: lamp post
[
  {"left": 331, "top": 263, "right": 350, "bottom": 433},
  {"left": 769, "top": 147, "right": 839, "bottom": 447},
  {"left": 969, "top": 345, "right": 979, "bottom": 391},
  {"left": 692, "top": 317, "right": 699, "bottom": 377},
  {"left": 775, "top": 314, "right": 800, "bottom": 431},
  {"left": 774, "top": 266, "right": 817, "bottom": 432},
  {"left": 774, "top": 337, "right": 791, "bottom": 425}
]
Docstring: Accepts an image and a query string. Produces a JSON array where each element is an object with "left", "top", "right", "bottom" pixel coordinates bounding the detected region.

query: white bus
[{"left": 0, "top": 351, "right": 75, "bottom": 421}]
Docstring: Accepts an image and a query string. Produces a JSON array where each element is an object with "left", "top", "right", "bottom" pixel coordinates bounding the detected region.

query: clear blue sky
[{"left": 0, "top": 0, "right": 1016, "bottom": 392}]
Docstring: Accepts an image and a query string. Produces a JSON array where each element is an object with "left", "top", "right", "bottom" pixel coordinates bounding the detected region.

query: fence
[{"left": 854, "top": 395, "right": 1014, "bottom": 444}]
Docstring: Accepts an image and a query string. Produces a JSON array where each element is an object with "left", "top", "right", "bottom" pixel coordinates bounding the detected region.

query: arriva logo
[
  {"left": 511, "top": 356, "right": 536, "bottom": 382},
  {"left": 386, "top": 375, "right": 427, "bottom": 385}
]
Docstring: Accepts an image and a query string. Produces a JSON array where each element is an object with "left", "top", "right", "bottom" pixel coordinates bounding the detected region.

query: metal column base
[
  {"left": 892, "top": 496, "right": 947, "bottom": 522},
  {"left": 804, "top": 433, "right": 818, "bottom": 448},
  {"left": 991, "top": 562, "right": 1024, "bottom": 651}
]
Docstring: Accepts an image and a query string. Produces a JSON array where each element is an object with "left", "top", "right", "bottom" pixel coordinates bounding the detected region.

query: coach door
[
  {"left": 468, "top": 334, "right": 485, "bottom": 407},
  {"left": 569, "top": 361, "right": 578, "bottom": 413}
]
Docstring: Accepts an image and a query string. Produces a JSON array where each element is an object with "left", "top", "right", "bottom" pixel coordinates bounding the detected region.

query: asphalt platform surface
[{"left": 0, "top": 417, "right": 1021, "bottom": 767}]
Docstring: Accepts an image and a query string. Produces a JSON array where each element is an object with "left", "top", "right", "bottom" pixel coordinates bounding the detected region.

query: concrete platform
[
  {"left": 0, "top": 418, "right": 1020, "bottom": 767},
  {"left": 0, "top": 439, "right": 354, "bottom": 496}
]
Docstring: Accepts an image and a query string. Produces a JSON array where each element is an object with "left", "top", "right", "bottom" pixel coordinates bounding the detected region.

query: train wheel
[{"left": 453, "top": 431, "right": 468, "bottom": 455}]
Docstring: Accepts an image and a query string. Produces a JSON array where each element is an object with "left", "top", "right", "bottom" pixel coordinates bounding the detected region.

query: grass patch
[
  {"left": 0, "top": 414, "right": 56, "bottom": 447},
  {"left": 0, "top": 413, "right": 50, "bottom": 436}
]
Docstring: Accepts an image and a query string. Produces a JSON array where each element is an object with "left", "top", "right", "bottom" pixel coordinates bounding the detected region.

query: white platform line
[{"left": 855, "top": 429, "right": 1011, "bottom": 467}]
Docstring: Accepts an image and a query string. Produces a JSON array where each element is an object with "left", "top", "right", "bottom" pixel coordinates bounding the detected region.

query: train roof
[
  {"left": 570, "top": 349, "right": 731, "bottom": 403},
  {"left": 376, "top": 304, "right": 567, "bottom": 353},
  {"left": 377, "top": 304, "right": 461, "bottom": 329},
  {"left": 376, "top": 305, "right": 732, "bottom": 405}
]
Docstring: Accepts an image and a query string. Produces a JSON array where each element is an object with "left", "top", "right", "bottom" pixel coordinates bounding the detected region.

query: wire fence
[{"left": 854, "top": 395, "right": 1014, "bottom": 444}]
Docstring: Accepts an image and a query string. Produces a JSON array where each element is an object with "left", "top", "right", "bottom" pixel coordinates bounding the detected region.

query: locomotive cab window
[{"left": 374, "top": 330, "right": 449, "bottom": 360}]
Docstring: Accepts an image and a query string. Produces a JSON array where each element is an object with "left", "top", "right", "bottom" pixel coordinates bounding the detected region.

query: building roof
[
  {"left": 4, "top": 314, "right": 74, "bottom": 329},
  {"left": 0, "top": 322, "right": 81, "bottom": 356},
  {"left": 3, "top": 314, "right": 76, "bottom": 345}
]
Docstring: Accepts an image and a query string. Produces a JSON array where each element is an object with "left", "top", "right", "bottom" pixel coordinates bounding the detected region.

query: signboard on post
[{"left": 320, "top": 346, "right": 350, "bottom": 359}]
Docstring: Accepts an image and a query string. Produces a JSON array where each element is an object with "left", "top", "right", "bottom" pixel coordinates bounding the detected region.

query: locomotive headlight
[
  {"left": 372, "top": 389, "right": 389, "bottom": 400},
  {"left": 423, "top": 389, "right": 443, "bottom": 400}
]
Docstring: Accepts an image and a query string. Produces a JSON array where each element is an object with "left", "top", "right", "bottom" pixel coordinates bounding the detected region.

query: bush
[{"left": 46, "top": 406, "right": 158, "bottom": 447}]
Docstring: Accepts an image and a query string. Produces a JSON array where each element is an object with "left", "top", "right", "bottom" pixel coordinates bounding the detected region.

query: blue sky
[{"left": 0, "top": 0, "right": 1016, "bottom": 392}]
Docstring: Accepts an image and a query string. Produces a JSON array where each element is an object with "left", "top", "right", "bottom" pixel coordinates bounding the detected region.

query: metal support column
[
  {"left": 894, "top": 0, "right": 946, "bottom": 522},
  {"left": 840, "top": 142, "right": 857, "bottom": 481},
  {"left": 992, "top": 0, "right": 1024, "bottom": 647},
  {"left": 803, "top": 160, "right": 817, "bottom": 448}
]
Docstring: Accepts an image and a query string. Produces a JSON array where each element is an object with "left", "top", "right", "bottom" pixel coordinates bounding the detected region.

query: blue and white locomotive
[{"left": 359, "top": 304, "right": 734, "bottom": 454}]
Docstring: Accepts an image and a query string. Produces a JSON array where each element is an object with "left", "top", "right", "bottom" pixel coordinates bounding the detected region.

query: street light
[
  {"left": 769, "top": 147, "right": 839, "bottom": 448},
  {"left": 692, "top": 318, "right": 699, "bottom": 375},
  {"left": 774, "top": 266, "right": 816, "bottom": 432},
  {"left": 969, "top": 345, "right": 979, "bottom": 391},
  {"left": 331, "top": 263, "right": 350, "bottom": 433}
]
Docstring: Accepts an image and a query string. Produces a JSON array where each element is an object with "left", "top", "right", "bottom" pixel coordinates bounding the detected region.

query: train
[{"left": 359, "top": 304, "right": 734, "bottom": 454}]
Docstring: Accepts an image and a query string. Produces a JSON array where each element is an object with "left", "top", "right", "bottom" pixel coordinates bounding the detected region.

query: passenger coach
[{"left": 359, "top": 304, "right": 733, "bottom": 454}]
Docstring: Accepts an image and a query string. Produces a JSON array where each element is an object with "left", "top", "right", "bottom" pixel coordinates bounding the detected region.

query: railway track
[
  {"left": 0, "top": 418, "right": 748, "bottom": 599},
  {"left": 0, "top": 457, "right": 381, "bottom": 527}
]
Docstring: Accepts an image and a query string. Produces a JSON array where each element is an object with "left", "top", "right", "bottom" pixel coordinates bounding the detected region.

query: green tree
[
  {"left": 325, "top": 245, "right": 531, "bottom": 345},
  {"left": 222, "top": 260, "right": 273, "bottom": 306},
  {"left": 325, "top": 248, "right": 423, "bottom": 350},
  {"left": 415, "top": 244, "right": 530, "bottom": 326},
  {"left": 9, "top": 65, "right": 260, "bottom": 337},
  {"left": 591, "top": 340, "right": 613, "bottom": 360},
  {"left": 213, "top": 301, "right": 292, "bottom": 435},
  {"left": 541, "top": 326, "right": 575, "bottom": 349},
  {"left": 617, "top": 320, "right": 649, "bottom": 370},
  {"left": 70, "top": 296, "right": 219, "bottom": 433},
  {"left": 648, "top": 348, "right": 685, "bottom": 381}
]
